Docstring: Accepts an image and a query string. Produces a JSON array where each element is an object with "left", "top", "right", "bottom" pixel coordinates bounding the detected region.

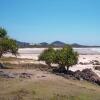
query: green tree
[
  {"left": 39, "top": 45, "right": 78, "bottom": 73},
  {"left": 0, "top": 27, "right": 7, "bottom": 38},
  {"left": 55, "top": 45, "right": 78, "bottom": 73},
  {"left": 38, "top": 47, "right": 56, "bottom": 67},
  {"left": 0, "top": 27, "right": 18, "bottom": 58}
]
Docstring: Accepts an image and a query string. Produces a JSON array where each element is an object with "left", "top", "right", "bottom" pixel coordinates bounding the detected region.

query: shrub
[
  {"left": 39, "top": 45, "right": 79, "bottom": 73},
  {"left": 55, "top": 45, "right": 78, "bottom": 73},
  {"left": 0, "top": 27, "right": 18, "bottom": 58},
  {"left": 38, "top": 47, "right": 56, "bottom": 67}
]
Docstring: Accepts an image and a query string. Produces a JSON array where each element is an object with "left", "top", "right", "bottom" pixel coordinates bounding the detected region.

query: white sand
[
  {"left": 70, "top": 55, "right": 100, "bottom": 77},
  {"left": 4, "top": 48, "right": 100, "bottom": 77}
]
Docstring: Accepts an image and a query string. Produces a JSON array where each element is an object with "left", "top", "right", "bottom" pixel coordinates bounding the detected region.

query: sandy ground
[
  {"left": 70, "top": 55, "right": 100, "bottom": 77},
  {"left": 3, "top": 48, "right": 100, "bottom": 77},
  {"left": 1, "top": 48, "right": 100, "bottom": 100},
  {"left": 4, "top": 48, "right": 100, "bottom": 59}
]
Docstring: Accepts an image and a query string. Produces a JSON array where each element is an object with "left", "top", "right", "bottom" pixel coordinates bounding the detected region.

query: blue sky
[{"left": 0, "top": 0, "right": 100, "bottom": 45}]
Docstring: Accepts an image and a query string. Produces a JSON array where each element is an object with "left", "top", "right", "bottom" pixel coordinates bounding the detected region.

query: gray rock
[
  {"left": 0, "top": 71, "right": 15, "bottom": 78},
  {"left": 0, "top": 63, "right": 5, "bottom": 68},
  {"left": 94, "top": 66, "right": 100, "bottom": 71},
  {"left": 74, "top": 68, "right": 100, "bottom": 85},
  {"left": 19, "top": 73, "right": 33, "bottom": 78}
]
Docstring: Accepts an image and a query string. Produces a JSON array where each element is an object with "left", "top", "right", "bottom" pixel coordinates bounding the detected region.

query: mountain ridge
[{"left": 16, "top": 40, "right": 100, "bottom": 48}]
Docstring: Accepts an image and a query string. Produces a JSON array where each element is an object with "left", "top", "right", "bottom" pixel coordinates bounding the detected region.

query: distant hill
[
  {"left": 16, "top": 41, "right": 31, "bottom": 48},
  {"left": 71, "top": 43, "right": 88, "bottom": 48},
  {"left": 71, "top": 43, "right": 100, "bottom": 48},
  {"left": 51, "top": 41, "right": 66, "bottom": 47},
  {"left": 16, "top": 40, "right": 100, "bottom": 48},
  {"left": 50, "top": 41, "right": 100, "bottom": 48},
  {"left": 39, "top": 42, "right": 49, "bottom": 46}
]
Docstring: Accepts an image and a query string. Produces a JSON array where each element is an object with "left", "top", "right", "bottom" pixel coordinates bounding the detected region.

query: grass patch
[{"left": 0, "top": 77, "right": 100, "bottom": 100}]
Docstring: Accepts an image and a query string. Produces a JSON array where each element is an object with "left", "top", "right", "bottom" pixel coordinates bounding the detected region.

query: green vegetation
[
  {"left": 55, "top": 45, "right": 78, "bottom": 73},
  {"left": 39, "top": 45, "right": 78, "bottom": 73},
  {"left": 0, "top": 27, "right": 18, "bottom": 58},
  {"left": 39, "top": 47, "right": 56, "bottom": 67}
]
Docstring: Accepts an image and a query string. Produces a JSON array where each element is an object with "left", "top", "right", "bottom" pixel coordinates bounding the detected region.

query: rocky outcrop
[
  {"left": 53, "top": 67, "right": 100, "bottom": 85},
  {"left": 74, "top": 69, "right": 100, "bottom": 85}
]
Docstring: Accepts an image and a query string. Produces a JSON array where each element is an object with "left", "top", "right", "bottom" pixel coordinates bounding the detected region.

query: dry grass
[
  {"left": 0, "top": 57, "right": 100, "bottom": 100},
  {"left": 0, "top": 73, "right": 100, "bottom": 100}
]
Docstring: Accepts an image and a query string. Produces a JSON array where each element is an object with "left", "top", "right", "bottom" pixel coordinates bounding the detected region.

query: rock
[
  {"left": 19, "top": 73, "right": 33, "bottom": 78},
  {"left": 0, "top": 63, "right": 5, "bottom": 68},
  {"left": 0, "top": 71, "right": 16, "bottom": 78},
  {"left": 0, "top": 71, "right": 33, "bottom": 79},
  {"left": 0, "top": 71, "right": 4, "bottom": 74},
  {"left": 8, "top": 73, "right": 16, "bottom": 78},
  {"left": 91, "top": 60, "right": 100, "bottom": 65},
  {"left": 74, "top": 70, "right": 82, "bottom": 80},
  {"left": 0, "top": 73, "right": 14, "bottom": 78},
  {"left": 79, "top": 62, "right": 90, "bottom": 65},
  {"left": 94, "top": 66, "right": 100, "bottom": 71},
  {"left": 74, "top": 68, "right": 100, "bottom": 85},
  {"left": 96, "top": 79, "right": 100, "bottom": 85},
  {"left": 41, "top": 75, "right": 46, "bottom": 77}
]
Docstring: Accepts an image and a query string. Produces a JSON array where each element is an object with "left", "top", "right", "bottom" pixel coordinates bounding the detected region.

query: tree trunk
[
  {"left": 48, "top": 63, "right": 51, "bottom": 67},
  {"left": 0, "top": 52, "right": 2, "bottom": 58},
  {"left": 0, "top": 53, "right": 4, "bottom": 68},
  {"left": 66, "top": 66, "right": 69, "bottom": 74},
  {"left": 46, "top": 62, "right": 51, "bottom": 67},
  {"left": 59, "top": 65, "right": 66, "bottom": 73}
]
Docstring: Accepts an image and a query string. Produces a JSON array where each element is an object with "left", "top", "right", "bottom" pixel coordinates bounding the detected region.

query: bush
[
  {"left": 55, "top": 45, "right": 78, "bottom": 73},
  {"left": 39, "top": 45, "right": 79, "bottom": 73},
  {"left": 38, "top": 47, "right": 56, "bottom": 67},
  {"left": 0, "top": 27, "right": 18, "bottom": 58}
]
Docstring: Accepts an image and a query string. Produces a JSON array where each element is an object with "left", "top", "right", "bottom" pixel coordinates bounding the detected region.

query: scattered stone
[
  {"left": 91, "top": 60, "right": 100, "bottom": 65},
  {"left": 41, "top": 75, "right": 46, "bottom": 77},
  {"left": 19, "top": 73, "right": 33, "bottom": 78},
  {"left": 79, "top": 62, "right": 90, "bottom": 65},
  {"left": 0, "top": 63, "right": 5, "bottom": 68},
  {"left": 0, "top": 71, "right": 15, "bottom": 78},
  {"left": 0, "top": 71, "right": 33, "bottom": 79},
  {"left": 94, "top": 66, "right": 100, "bottom": 71}
]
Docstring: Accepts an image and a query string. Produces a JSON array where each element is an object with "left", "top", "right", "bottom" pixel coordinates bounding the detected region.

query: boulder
[
  {"left": 0, "top": 63, "right": 5, "bottom": 68},
  {"left": 94, "top": 66, "right": 100, "bottom": 71},
  {"left": 74, "top": 68, "right": 100, "bottom": 85}
]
